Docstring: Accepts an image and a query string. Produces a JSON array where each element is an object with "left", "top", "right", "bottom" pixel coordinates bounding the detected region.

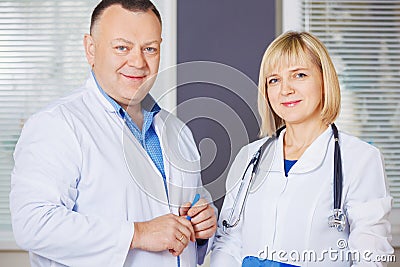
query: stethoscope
[{"left": 222, "top": 123, "right": 347, "bottom": 233}]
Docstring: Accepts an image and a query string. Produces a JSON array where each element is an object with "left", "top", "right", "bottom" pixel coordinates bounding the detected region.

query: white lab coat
[
  {"left": 211, "top": 127, "right": 393, "bottom": 267},
  {"left": 10, "top": 74, "right": 212, "bottom": 267}
]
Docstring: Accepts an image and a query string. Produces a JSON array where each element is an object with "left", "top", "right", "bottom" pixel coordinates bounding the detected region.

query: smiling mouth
[
  {"left": 121, "top": 73, "right": 146, "bottom": 80},
  {"left": 282, "top": 100, "right": 301, "bottom": 107}
]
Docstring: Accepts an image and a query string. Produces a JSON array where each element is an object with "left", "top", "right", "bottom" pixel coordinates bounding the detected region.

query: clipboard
[{"left": 242, "top": 256, "right": 300, "bottom": 267}]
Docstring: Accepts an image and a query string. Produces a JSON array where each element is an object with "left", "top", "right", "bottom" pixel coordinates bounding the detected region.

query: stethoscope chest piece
[{"left": 328, "top": 208, "right": 346, "bottom": 232}]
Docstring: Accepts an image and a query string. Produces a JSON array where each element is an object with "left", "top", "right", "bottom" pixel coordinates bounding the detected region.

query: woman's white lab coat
[
  {"left": 211, "top": 127, "right": 393, "bottom": 266},
  {"left": 10, "top": 74, "right": 211, "bottom": 267}
]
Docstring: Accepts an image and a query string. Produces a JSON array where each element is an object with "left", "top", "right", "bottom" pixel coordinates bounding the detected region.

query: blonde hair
[{"left": 257, "top": 31, "right": 341, "bottom": 137}]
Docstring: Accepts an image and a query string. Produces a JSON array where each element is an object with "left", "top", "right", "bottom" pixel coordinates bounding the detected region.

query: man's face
[{"left": 84, "top": 5, "right": 162, "bottom": 109}]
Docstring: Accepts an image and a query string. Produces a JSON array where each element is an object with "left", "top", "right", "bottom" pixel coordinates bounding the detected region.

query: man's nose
[{"left": 127, "top": 49, "right": 146, "bottom": 69}]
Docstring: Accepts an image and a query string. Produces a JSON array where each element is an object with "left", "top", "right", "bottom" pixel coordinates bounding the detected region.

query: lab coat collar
[
  {"left": 85, "top": 72, "right": 160, "bottom": 114},
  {"left": 85, "top": 73, "right": 115, "bottom": 112},
  {"left": 269, "top": 126, "right": 334, "bottom": 174}
]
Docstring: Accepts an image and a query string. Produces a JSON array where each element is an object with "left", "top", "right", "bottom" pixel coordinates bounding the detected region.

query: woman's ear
[{"left": 83, "top": 34, "right": 95, "bottom": 67}]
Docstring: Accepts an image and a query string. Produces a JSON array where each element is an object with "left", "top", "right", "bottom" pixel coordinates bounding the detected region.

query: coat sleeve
[
  {"left": 210, "top": 146, "right": 253, "bottom": 267},
  {"left": 9, "top": 111, "right": 133, "bottom": 266},
  {"left": 343, "top": 142, "right": 394, "bottom": 267}
]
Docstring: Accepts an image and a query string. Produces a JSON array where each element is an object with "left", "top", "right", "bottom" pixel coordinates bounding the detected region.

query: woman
[{"left": 210, "top": 31, "right": 393, "bottom": 266}]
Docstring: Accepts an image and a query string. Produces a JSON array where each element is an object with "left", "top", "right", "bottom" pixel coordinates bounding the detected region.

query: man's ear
[{"left": 83, "top": 34, "right": 95, "bottom": 67}]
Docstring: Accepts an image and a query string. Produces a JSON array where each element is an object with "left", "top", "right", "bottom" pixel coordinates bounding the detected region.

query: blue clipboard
[{"left": 242, "top": 256, "right": 300, "bottom": 267}]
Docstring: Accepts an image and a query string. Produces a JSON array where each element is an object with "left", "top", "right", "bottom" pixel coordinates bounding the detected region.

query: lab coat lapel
[
  {"left": 89, "top": 81, "right": 171, "bottom": 213},
  {"left": 85, "top": 74, "right": 116, "bottom": 113},
  {"left": 257, "top": 133, "right": 284, "bottom": 173},
  {"left": 86, "top": 74, "right": 170, "bottom": 207},
  {"left": 153, "top": 111, "right": 200, "bottom": 214},
  {"left": 250, "top": 135, "right": 284, "bottom": 192},
  {"left": 289, "top": 126, "right": 333, "bottom": 174},
  {"left": 255, "top": 127, "right": 334, "bottom": 175},
  {"left": 122, "top": 125, "right": 170, "bottom": 210}
]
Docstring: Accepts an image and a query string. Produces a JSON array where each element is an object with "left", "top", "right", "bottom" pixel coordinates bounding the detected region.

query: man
[{"left": 9, "top": 0, "right": 216, "bottom": 266}]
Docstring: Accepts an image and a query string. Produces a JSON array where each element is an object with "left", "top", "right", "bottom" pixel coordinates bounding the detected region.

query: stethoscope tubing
[
  {"left": 222, "top": 132, "right": 277, "bottom": 232},
  {"left": 223, "top": 123, "right": 345, "bottom": 233}
]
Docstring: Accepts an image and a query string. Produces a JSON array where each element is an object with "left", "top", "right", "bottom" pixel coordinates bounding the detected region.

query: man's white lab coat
[{"left": 10, "top": 74, "right": 211, "bottom": 267}]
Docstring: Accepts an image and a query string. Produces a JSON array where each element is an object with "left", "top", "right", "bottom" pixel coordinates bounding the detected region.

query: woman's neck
[{"left": 283, "top": 120, "right": 328, "bottom": 160}]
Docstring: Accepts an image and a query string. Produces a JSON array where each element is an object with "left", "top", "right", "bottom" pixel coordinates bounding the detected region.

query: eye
[
  {"left": 115, "top": 46, "right": 129, "bottom": 53},
  {"left": 268, "top": 78, "right": 279, "bottom": 85},
  {"left": 144, "top": 47, "right": 157, "bottom": 54},
  {"left": 296, "top": 72, "right": 307, "bottom": 78}
]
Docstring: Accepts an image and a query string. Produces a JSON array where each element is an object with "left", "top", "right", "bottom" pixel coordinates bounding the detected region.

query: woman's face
[{"left": 265, "top": 57, "right": 323, "bottom": 127}]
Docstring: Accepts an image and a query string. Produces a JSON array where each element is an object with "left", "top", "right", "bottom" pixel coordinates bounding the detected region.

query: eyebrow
[
  {"left": 288, "top": 66, "right": 309, "bottom": 72},
  {"left": 110, "top": 38, "right": 160, "bottom": 46},
  {"left": 267, "top": 67, "right": 308, "bottom": 75},
  {"left": 143, "top": 40, "right": 160, "bottom": 46},
  {"left": 266, "top": 66, "right": 310, "bottom": 79},
  {"left": 110, "top": 38, "right": 134, "bottom": 46}
]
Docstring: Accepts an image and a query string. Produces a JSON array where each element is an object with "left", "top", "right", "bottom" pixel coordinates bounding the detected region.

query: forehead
[
  {"left": 93, "top": 5, "right": 161, "bottom": 41},
  {"left": 265, "top": 48, "right": 317, "bottom": 74}
]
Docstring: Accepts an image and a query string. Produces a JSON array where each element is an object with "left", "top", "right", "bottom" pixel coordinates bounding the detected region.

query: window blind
[
  {"left": 300, "top": 0, "right": 400, "bottom": 207},
  {"left": 0, "top": 0, "right": 99, "bottom": 235}
]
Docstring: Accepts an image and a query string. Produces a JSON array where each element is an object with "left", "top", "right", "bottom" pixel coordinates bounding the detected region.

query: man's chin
[{"left": 124, "top": 93, "right": 147, "bottom": 108}]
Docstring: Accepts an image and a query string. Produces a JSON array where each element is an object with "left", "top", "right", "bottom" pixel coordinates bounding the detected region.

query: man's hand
[
  {"left": 180, "top": 198, "right": 217, "bottom": 240},
  {"left": 131, "top": 213, "right": 195, "bottom": 256}
]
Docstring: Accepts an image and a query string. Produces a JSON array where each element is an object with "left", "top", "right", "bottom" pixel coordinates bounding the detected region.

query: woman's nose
[{"left": 280, "top": 79, "right": 295, "bottom": 95}]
